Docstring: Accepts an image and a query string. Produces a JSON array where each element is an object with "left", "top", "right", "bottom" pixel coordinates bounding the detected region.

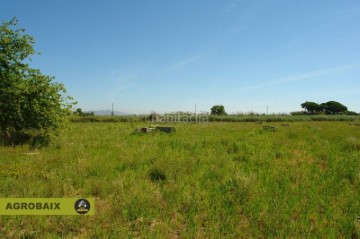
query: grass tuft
[{"left": 149, "top": 168, "right": 166, "bottom": 182}]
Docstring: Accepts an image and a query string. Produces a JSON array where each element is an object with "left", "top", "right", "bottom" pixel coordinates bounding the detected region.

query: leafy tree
[
  {"left": 301, "top": 101, "right": 321, "bottom": 114},
  {"left": 75, "top": 108, "right": 83, "bottom": 116},
  {"left": 74, "top": 108, "right": 94, "bottom": 116},
  {"left": 320, "top": 101, "right": 347, "bottom": 115},
  {"left": 301, "top": 100, "right": 349, "bottom": 115},
  {"left": 211, "top": 105, "right": 226, "bottom": 115},
  {"left": 0, "top": 18, "right": 74, "bottom": 144}
]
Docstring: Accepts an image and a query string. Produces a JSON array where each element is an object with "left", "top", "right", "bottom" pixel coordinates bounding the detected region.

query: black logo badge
[{"left": 74, "top": 199, "right": 90, "bottom": 214}]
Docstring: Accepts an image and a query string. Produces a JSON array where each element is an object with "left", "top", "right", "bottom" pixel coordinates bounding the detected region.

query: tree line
[
  {"left": 210, "top": 102, "right": 358, "bottom": 116},
  {"left": 73, "top": 108, "right": 94, "bottom": 117},
  {"left": 300, "top": 101, "right": 358, "bottom": 115}
]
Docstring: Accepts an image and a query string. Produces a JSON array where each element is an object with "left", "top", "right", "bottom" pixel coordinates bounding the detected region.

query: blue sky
[{"left": 2, "top": 0, "right": 360, "bottom": 114}]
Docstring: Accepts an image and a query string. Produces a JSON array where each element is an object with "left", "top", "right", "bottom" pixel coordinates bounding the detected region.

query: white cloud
[
  {"left": 242, "top": 63, "right": 360, "bottom": 90},
  {"left": 170, "top": 55, "right": 202, "bottom": 70}
]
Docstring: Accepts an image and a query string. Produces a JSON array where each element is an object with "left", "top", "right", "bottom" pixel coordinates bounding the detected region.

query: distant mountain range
[{"left": 86, "top": 110, "right": 131, "bottom": 116}]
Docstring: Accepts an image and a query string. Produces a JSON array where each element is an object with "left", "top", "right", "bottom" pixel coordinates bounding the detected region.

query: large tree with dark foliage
[
  {"left": 320, "top": 101, "right": 347, "bottom": 115},
  {"left": 301, "top": 101, "right": 321, "bottom": 114},
  {"left": 211, "top": 105, "right": 226, "bottom": 115},
  {"left": 301, "top": 101, "right": 349, "bottom": 115}
]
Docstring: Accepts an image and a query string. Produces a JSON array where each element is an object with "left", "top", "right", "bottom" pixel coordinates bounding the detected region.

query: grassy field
[{"left": 0, "top": 122, "right": 359, "bottom": 238}]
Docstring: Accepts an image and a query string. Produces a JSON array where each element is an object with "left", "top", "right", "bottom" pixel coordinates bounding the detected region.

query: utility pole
[
  {"left": 195, "top": 104, "right": 197, "bottom": 122},
  {"left": 267, "top": 105, "right": 269, "bottom": 115},
  {"left": 111, "top": 103, "right": 114, "bottom": 116}
]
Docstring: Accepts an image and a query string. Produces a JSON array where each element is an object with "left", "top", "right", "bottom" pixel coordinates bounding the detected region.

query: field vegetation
[
  {"left": 69, "top": 114, "right": 360, "bottom": 123},
  {"left": 0, "top": 121, "right": 359, "bottom": 238}
]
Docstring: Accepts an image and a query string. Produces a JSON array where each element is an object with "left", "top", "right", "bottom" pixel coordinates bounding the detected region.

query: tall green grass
[{"left": 0, "top": 122, "right": 359, "bottom": 238}]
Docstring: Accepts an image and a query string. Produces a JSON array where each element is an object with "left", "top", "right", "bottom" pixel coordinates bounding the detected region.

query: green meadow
[{"left": 0, "top": 121, "right": 359, "bottom": 238}]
